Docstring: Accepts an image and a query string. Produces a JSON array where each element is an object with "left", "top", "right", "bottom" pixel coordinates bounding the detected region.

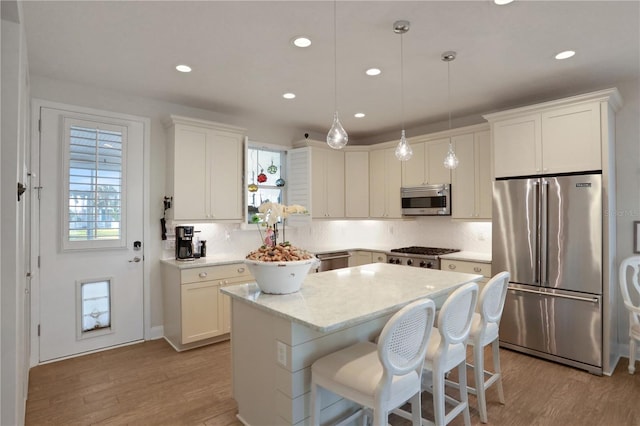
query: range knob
[
  {"left": 395, "top": 258, "right": 401, "bottom": 265},
  {"left": 388, "top": 258, "right": 395, "bottom": 264},
  {"left": 426, "top": 262, "right": 434, "bottom": 269},
  {"left": 419, "top": 261, "right": 427, "bottom": 268},
  {"left": 406, "top": 259, "right": 413, "bottom": 266}
]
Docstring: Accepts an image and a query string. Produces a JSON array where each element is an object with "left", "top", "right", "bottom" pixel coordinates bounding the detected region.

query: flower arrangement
[{"left": 250, "top": 202, "right": 307, "bottom": 247}]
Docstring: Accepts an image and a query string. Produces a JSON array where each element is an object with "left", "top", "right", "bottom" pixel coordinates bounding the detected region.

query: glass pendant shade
[
  {"left": 395, "top": 130, "right": 413, "bottom": 161},
  {"left": 327, "top": 111, "right": 348, "bottom": 149},
  {"left": 443, "top": 143, "right": 459, "bottom": 169}
]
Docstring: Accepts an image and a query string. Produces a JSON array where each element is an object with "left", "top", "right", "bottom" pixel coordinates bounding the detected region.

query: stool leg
[
  {"left": 473, "top": 343, "right": 488, "bottom": 424},
  {"left": 492, "top": 339, "right": 505, "bottom": 404},
  {"left": 432, "top": 367, "right": 446, "bottom": 426},
  {"left": 458, "top": 360, "right": 471, "bottom": 426},
  {"left": 630, "top": 338, "right": 637, "bottom": 374},
  {"left": 409, "top": 392, "right": 422, "bottom": 426}
]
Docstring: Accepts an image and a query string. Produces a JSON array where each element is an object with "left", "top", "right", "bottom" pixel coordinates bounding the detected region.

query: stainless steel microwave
[{"left": 401, "top": 184, "right": 451, "bottom": 216}]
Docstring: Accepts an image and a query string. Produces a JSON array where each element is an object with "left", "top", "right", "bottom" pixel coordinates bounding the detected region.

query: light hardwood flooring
[{"left": 26, "top": 339, "right": 640, "bottom": 425}]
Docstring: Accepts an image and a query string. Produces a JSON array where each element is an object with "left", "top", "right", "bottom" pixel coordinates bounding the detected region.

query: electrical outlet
[{"left": 277, "top": 341, "right": 287, "bottom": 366}]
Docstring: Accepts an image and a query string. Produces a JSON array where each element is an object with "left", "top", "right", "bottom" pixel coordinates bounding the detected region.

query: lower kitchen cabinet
[
  {"left": 162, "top": 262, "right": 253, "bottom": 351},
  {"left": 348, "top": 250, "right": 387, "bottom": 267},
  {"left": 441, "top": 259, "right": 492, "bottom": 294}
]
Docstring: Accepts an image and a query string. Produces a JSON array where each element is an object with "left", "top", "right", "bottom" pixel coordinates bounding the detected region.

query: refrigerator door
[
  {"left": 492, "top": 178, "right": 540, "bottom": 286},
  {"left": 501, "top": 284, "right": 602, "bottom": 371},
  {"left": 543, "top": 174, "right": 602, "bottom": 294}
]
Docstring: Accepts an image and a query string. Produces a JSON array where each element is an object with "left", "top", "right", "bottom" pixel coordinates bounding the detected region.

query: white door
[{"left": 37, "top": 105, "right": 145, "bottom": 362}]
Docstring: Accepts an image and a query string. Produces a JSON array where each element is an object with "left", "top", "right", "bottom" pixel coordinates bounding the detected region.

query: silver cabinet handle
[
  {"left": 199, "top": 272, "right": 208, "bottom": 278},
  {"left": 473, "top": 266, "right": 482, "bottom": 273},
  {"left": 237, "top": 267, "right": 245, "bottom": 273},
  {"left": 128, "top": 256, "right": 141, "bottom": 263},
  {"left": 448, "top": 264, "right": 456, "bottom": 270}
]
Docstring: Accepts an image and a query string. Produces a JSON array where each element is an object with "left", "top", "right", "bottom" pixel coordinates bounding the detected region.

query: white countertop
[
  {"left": 221, "top": 263, "right": 482, "bottom": 332},
  {"left": 439, "top": 251, "right": 492, "bottom": 263}
]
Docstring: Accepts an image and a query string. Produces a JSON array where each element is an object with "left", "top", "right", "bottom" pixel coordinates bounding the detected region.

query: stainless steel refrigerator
[{"left": 492, "top": 173, "right": 603, "bottom": 375}]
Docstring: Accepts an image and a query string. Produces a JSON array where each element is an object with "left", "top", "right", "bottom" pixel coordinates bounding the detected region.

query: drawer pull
[
  {"left": 448, "top": 264, "right": 456, "bottom": 270},
  {"left": 474, "top": 267, "right": 482, "bottom": 273},
  {"left": 198, "top": 272, "right": 208, "bottom": 278},
  {"left": 237, "top": 267, "right": 245, "bottom": 273}
]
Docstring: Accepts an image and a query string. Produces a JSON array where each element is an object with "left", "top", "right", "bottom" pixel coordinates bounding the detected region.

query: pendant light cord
[
  {"left": 333, "top": 0, "right": 337, "bottom": 112},
  {"left": 447, "top": 59, "right": 452, "bottom": 131},
  {"left": 400, "top": 32, "right": 405, "bottom": 131}
]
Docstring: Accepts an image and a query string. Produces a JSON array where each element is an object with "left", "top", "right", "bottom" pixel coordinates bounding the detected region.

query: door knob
[{"left": 129, "top": 256, "right": 142, "bottom": 263}]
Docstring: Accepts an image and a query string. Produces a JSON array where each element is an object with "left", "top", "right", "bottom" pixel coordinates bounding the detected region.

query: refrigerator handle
[
  {"left": 540, "top": 179, "right": 549, "bottom": 286},
  {"left": 533, "top": 180, "right": 540, "bottom": 285}
]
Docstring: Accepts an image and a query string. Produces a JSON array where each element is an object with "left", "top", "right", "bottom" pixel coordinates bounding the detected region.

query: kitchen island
[{"left": 221, "top": 263, "right": 482, "bottom": 426}]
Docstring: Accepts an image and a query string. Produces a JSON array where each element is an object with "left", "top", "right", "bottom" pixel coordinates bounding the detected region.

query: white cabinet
[
  {"left": 166, "top": 115, "right": 246, "bottom": 221},
  {"left": 345, "top": 151, "right": 369, "bottom": 218},
  {"left": 162, "top": 262, "right": 253, "bottom": 351},
  {"left": 402, "top": 138, "right": 451, "bottom": 186},
  {"left": 441, "top": 259, "right": 492, "bottom": 294},
  {"left": 451, "top": 130, "right": 492, "bottom": 219},
  {"left": 311, "top": 146, "right": 345, "bottom": 218},
  {"left": 369, "top": 147, "right": 402, "bottom": 218},
  {"left": 487, "top": 100, "right": 603, "bottom": 178},
  {"left": 349, "top": 250, "right": 373, "bottom": 267}
]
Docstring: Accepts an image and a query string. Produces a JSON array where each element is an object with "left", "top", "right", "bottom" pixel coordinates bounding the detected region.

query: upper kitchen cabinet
[
  {"left": 345, "top": 150, "right": 369, "bottom": 218},
  {"left": 370, "top": 146, "right": 402, "bottom": 218},
  {"left": 451, "top": 128, "right": 492, "bottom": 220},
  {"left": 166, "top": 115, "right": 246, "bottom": 221},
  {"left": 401, "top": 137, "right": 451, "bottom": 186},
  {"left": 485, "top": 89, "right": 622, "bottom": 178},
  {"left": 311, "top": 146, "right": 345, "bottom": 218}
]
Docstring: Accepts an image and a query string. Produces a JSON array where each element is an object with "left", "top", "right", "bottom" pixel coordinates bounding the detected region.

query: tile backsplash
[{"left": 162, "top": 218, "right": 491, "bottom": 259}]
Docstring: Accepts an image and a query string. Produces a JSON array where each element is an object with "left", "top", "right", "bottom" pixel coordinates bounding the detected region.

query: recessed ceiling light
[
  {"left": 292, "top": 37, "right": 312, "bottom": 48},
  {"left": 366, "top": 68, "right": 382, "bottom": 76},
  {"left": 175, "top": 64, "right": 192, "bottom": 73},
  {"left": 354, "top": 113, "right": 365, "bottom": 118},
  {"left": 282, "top": 93, "right": 296, "bottom": 99},
  {"left": 555, "top": 50, "right": 576, "bottom": 60},
  {"left": 494, "top": 0, "right": 514, "bottom": 5}
]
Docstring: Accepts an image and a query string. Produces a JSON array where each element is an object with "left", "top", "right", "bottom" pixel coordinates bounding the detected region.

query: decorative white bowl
[{"left": 245, "top": 258, "right": 318, "bottom": 294}]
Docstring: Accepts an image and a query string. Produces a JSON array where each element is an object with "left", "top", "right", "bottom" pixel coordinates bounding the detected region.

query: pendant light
[
  {"left": 326, "top": 0, "right": 348, "bottom": 149},
  {"left": 442, "top": 50, "right": 459, "bottom": 169},
  {"left": 394, "top": 20, "right": 413, "bottom": 161}
]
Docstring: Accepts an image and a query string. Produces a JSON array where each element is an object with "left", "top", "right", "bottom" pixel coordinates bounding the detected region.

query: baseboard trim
[{"left": 149, "top": 325, "right": 164, "bottom": 340}]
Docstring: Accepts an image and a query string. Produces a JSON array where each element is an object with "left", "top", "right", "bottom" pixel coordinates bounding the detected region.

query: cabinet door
[
  {"left": 181, "top": 281, "right": 222, "bottom": 344},
  {"left": 349, "top": 251, "right": 372, "bottom": 267},
  {"left": 426, "top": 138, "right": 452, "bottom": 184},
  {"left": 541, "top": 102, "right": 601, "bottom": 174},
  {"left": 173, "top": 126, "right": 208, "bottom": 220},
  {"left": 492, "top": 114, "right": 541, "bottom": 178},
  {"left": 451, "top": 133, "right": 476, "bottom": 219},
  {"left": 311, "top": 148, "right": 327, "bottom": 218},
  {"left": 475, "top": 130, "right": 492, "bottom": 219},
  {"left": 326, "top": 149, "right": 345, "bottom": 217},
  {"left": 401, "top": 142, "right": 425, "bottom": 186},
  {"left": 369, "top": 149, "right": 386, "bottom": 218},
  {"left": 384, "top": 148, "right": 403, "bottom": 218},
  {"left": 210, "top": 130, "right": 244, "bottom": 220},
  {"left": 345, "top": 151, "right": 369, "bottom": 218}
]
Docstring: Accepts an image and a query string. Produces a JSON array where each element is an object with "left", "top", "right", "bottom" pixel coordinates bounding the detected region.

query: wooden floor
[{"left": 26, "top": 339, "right": 640, "bottom": 425}]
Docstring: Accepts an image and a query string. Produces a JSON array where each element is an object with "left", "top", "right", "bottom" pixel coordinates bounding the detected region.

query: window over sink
[{"left": 246, "top": 145, "right": 287, "bottom": 224}]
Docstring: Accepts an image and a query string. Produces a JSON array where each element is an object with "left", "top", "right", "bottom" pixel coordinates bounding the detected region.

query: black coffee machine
[{"left": 175, "top": 226, "right": 195, "bottom": 260}]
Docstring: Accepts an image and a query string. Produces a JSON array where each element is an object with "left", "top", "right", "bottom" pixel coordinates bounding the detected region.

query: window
[
  {"left": 246, "top": 146, "right": 286, "bottom": 223},
  {"left": 62, "top": 118, "right": 127, "bottom": 250}
]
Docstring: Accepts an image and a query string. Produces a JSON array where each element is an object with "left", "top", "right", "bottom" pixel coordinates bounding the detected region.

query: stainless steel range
[{"left": 387, "top": 246, "right": 460, "bottom": 269}]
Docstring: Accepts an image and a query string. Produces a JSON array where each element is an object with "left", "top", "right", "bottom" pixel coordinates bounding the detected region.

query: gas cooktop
[{"left": 390, "top": 246, "right": 460, "bottom": 257}]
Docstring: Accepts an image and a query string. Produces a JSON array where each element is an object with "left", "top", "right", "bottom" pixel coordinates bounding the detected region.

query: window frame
[{"left": 61, "top": 117, "right": 128, "bottom": 251}]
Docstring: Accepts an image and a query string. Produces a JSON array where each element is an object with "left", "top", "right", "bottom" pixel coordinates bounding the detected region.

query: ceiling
[{"left": 21, "top": 0, "right": 640, "bottom": 144}]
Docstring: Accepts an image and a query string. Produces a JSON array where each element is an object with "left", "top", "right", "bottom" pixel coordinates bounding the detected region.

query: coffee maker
[{"left": 175, "top": 226, "right": 195, "bottom": 260}]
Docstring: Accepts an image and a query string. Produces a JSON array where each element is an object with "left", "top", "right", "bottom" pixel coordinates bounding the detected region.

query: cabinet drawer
[
  {"left": 441, "top": 259, "right": 491, "bottom": 278},
  {"left": 181, "top": 263, "right": 252, "bottom": 284}
]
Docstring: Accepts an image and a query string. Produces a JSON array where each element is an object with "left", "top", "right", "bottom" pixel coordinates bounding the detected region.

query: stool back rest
[
  {"left": 480, "top": 271, "right": 510, "bottom": 325},
  {"left": 378, "top": 298, "right": 436, "bottom": 377},
  {"left": 619, "top": 256, "right": 640, "bottom": 326},
  {"left": 438, "top": 282, "right": 478, "bottom": 346}
]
